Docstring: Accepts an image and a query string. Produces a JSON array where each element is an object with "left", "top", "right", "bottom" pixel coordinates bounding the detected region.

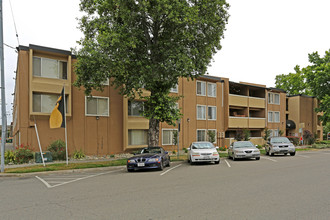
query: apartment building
[
  {"left": 286, "top": 95, "right": 323, "bottom": 141},
  {"left": 12, "top": 44, "right": 317, "bottom": 156}
]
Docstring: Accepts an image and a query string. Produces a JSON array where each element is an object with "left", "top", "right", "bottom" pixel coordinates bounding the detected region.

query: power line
[{"left": 8, "top": 0, "right": 20, "bottom": 46}]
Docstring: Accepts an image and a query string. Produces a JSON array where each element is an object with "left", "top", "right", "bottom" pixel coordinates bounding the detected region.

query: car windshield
[
  {"left": 233, "top": 141, "right": 254, "bottom": 148},
  {"left": 141, "top": 148, "right": 162, "bottom": 154},
  {"left": 270, "top": 137, "right": 291, "bottom": 144},
  {"left": 191, "top": 142, "right": 214, "bottom": 149}
]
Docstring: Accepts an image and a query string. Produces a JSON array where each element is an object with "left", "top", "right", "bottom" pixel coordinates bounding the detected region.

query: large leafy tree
[
  {"left": 74, "top": 0, "right": 229, "bottom": 146},
  {"left": 275, "top": 50, "right": 330, "bottom": 125}
]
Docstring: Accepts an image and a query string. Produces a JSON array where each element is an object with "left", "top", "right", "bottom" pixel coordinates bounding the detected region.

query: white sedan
[
  {"left": 228, "top": 141, "right": 260, "bottom": 161},
  {"left": 187, "top": 142, "right": 220, "bottom": 165}
]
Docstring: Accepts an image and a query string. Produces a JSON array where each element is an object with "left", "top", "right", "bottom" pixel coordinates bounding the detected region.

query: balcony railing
[{"left": 229, "top": 117, "right": 266, "bottom": 129}]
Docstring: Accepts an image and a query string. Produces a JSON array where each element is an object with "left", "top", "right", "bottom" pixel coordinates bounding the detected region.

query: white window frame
[
  {"left": 170, "top": 84, "right": 178, "bottom": 93},
  {"left": 268, "top": 111, "right": 280, "bottom": 123},
  {"left": 33, "top": 56, "right": 67, "bottom": 80},
  {"left": 207, "top": 129, "right": 217, "bottom": 143},
  {"left": 162, "top": 129, "right": 178, "bottom": 145},
  {"left": 208, "top": 106, "right": 217, "bottom": 120},
  {"left": 270, "top": 129, "right": 279, "bottom": 137},
  {"left": 85, "top": 96, "right": 109, "bottom": 117},
  {"left": 197, "top": 129, "right": 207, "bottom": 142},
  {"left": 196, "top": 81, "right": 206, "bottom": 96},
  {"left": 207, "top": 83, "right": 216, "bottom": 97},
  {"left": 268, "top": 92, "right": 280, "bottom": 105},
  {"left": 32, "top": 92, "right": 68, "bottom": 114},
  {"left": 197, "top": 105, "right": 206, "bottom": 120}
]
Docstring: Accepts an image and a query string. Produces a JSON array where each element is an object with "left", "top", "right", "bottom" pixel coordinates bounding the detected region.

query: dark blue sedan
[{"left": 127, "top": 147, "right": 170, "bottom": 172}]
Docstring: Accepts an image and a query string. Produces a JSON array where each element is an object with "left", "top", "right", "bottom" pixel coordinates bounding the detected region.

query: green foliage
[
  {"left": 263, "top": 128, "right": 271, "bottom": 142},
  {"left": 219, "top": 146, "right": 227, "bottom": 151},
  {"left": 303, "top": 130, "right": 315, "bottom": 145},
  {"left": 275, "top": 50, "right": 330, "bottom": 124},
  {"left": 256, "top": 145, "right": 263, "bottom": 150},
  {"left": 73, "top": 149, "right": 85, "bottom": 160},
  {"left": 235, "top": 130, "right": 243, "bottom": 141},
  {"left": 5, "top": 150, "right": 16, "bottom": 164},
  {"left": 47, "top": 140, "right": 66, "bottom": 161},
  {"left": 243, "top": 129, "right": 251, "bottom": 141},
  {"left": 183, "top": 148, "right": 188, "bottom": 153},
  {"left": 75, "top": 0, "right": 230, "bottom": 146},
  {"left": 207, "top": 130, "right": 216, "bottom": 143},
  {"left": 278, "top": 130, "right": 284, "bottom": 137},
  {"left": 15, "top": 144, "right": 34, "bottom": 164},
  {"left": 287, "top": 136, "right": 300, "bottom": 146},
  {"left": 275, "top": 65, "right": 312, "bottom": 96}
]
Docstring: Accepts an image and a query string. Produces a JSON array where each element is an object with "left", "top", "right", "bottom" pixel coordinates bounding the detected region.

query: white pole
[
  {"left": 0, "top": 0, "right": 7, "bottom": 173},
  {"left": 34, "top": 120, "right": 45, "bottom": 167},
  {"left": 63, "top": 86, "right": 68, "bottom": 165}
]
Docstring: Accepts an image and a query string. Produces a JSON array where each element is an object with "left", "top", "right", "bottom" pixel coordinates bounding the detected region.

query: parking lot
[{"left": 1, "top": 150, "right": 329, "bottom": 219}]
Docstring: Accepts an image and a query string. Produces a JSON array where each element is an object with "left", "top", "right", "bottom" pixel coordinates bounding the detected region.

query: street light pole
[{"left": 0, "top": 0, "right": 7, "bottom": 173}]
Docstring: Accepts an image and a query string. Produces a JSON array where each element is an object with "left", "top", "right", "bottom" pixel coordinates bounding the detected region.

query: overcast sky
[{"left": 3, "top": 0, "right": 330, "bottom": 124}]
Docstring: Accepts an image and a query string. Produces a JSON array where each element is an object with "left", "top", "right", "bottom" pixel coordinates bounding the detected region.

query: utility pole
[{"left": 0, "top": 0, "right": 7, "bottom": 173}]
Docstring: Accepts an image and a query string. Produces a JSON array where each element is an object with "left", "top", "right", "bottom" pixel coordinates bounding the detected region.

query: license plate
[
  {"left": 203, "top": 156, "right": 210, "bottom": 159},
  {"left": 137, "top": 163, "right": 145, "bottom": 167},
  {"left": 246, "top": 154, "right": 252, "bottom": 157}
]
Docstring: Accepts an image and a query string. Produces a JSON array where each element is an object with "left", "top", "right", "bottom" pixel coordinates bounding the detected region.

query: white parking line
[
  {"left": 36, "top": 169, "right": 123, "bottom": 188},
  {"left": 224, "top": 159, "right": 231, "bottom": 168},
  {"left": 298, "top": 155, "right": 310, "bottom": 158},
  {"left": 160, "top": 164, "right": 182, "bottom": 176},
  {"left": 261, "top": 156, "right": 277, "bottom": 162}
]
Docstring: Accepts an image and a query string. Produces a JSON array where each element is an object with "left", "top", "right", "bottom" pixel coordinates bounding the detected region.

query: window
[
  {"left": 207, "top": 83, "right": 216, "bottom": 97},
  {"left": 208, "top": 106, "right": 216, "bottom": 120},
  {"left": 85, "top": 96, "right": 109, "bottom": 116},
  {"left": 197, "top": 105, "right": 206, "bottom": 120},
  {"left": 207, "top": 129, "right": 217, "bottom": 143},
  {"left": 128, "top": 101, "right": 144, "bottom": 116},
  {"left": 128, "top": 129, "right": 148, "bottom": 145},
  {"left": 33, "top": 93, "right": 68, "bottom": 113},
  {"left": 170, "top": 84, "right": 178, "bottom": 93},
  {"left": 197, "top": 130, "right": 206, "bottom": 142},
  {"left": 33, "top": 57, "right": 67, "bottom": 79},
  {"left": 268, "top": 111, "right": 280, "bottom": 123},
  {"left": 162, "top": 129, "right": 177, "bottom": 145},
  {"left": 268, "top": 93, "right": 280, "bottom": 105},
  {"left": 270, "top": 129, "right": 279, "bottom": 137},
  {"left": 197, "top": 81, "right": 206, "bottom": 96}
]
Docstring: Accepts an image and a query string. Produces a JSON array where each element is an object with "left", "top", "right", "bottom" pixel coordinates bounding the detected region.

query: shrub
[
  {"left": 15, "top": 144, "right": 34, "bottom": 164},
  {"left": 183, "top": 148, "right": 188, "bottom": 153},
  {"left": 219, "top": 146, "right": 227, "bottom": 151},
  {"left": 243, "top": 129, "right": 251, "bottom": 141},
  {"left": 5, "top": 150, "right": 16, "bottom": 164},
  {"left": 256, "top": 145, "right": 263, "bottom": 150},
  {"left": 73, "top": 149, "right": 85, "bottom": 159},
  {"left": 47, "top": 140, "right": 66, "bottom": 160}
]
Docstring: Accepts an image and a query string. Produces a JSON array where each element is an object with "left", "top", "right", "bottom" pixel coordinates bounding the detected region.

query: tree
[
  {"left": 75, "top": 0, "right": 230, "bottom": 147},
  {"left": 243, "top": 129, "right": 250, "bottom": 141},
  {"left": 263, "top": 128, "right": 271, "bottom": 142},
  {"left": 234, "top": 130, "right": 243, "bottom": 141},
  {"left": 275, "top": 50, "right": 330, "bottom": 125},
  {"left": 275, "top": 65, "right": 311, "bottom": 96},
  {"left": 207, "top": 130, "right": 215, "bottom": 144}
]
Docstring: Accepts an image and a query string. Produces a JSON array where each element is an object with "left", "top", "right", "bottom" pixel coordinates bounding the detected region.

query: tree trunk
[{"left": 148, "top": 118, "right": 159, "bottom": 147}]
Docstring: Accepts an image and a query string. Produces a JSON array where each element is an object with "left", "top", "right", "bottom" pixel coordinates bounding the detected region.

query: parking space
[{"left": 34, "top": 150, "right": 329, "bottom": 188}]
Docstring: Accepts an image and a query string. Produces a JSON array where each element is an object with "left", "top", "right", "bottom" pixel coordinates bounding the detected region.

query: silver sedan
[{"left": 228, "top": 141, "right": 260, "bottom": 161}]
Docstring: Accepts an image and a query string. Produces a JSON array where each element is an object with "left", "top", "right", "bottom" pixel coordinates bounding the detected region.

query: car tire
[
  {"left": 284, "top": 153, "right": 288, "bottom": 156},
  {"left": 167, "top": 160, "right": 171, "bottom": 167},
  {"left": 270, "top": 152, "right": 274, "bottom": 156},
  {"left": 266, "top": 150, "right": 269, "bottom": 155},
  {"left": 215, "top": 160, "right": 220, "bottom": 164},
  {"left": 127, "top": 168, "right": 133, "bottom": 172},
  {"left": 189, "top": 157, "right": 194, "bottom": 165},
  {"left": 159, "top": 160, "right": 164, "bottom": 171},
  {"left": 232, "top": 155, "right": 236, "bottom": 161},
  {"left": 290, "top": 152, "right": 296, "bottom": 156},
  {"left": 256, "top": 157, "right": 260, "bottom": 160}
]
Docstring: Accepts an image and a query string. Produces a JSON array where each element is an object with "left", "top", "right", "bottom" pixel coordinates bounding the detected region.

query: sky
[{"left": 3, "top": 0, "right": 330, "bottom": 124}]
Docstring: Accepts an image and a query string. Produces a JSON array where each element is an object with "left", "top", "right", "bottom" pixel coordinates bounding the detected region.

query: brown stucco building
[{"left": 12, "top": 45, "right": 322, "bottom": 156}]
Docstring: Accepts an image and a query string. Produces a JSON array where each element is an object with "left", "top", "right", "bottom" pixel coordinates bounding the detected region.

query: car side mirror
[
  {"left": 187, "top": 148, "right": 191, "bottom": 151},
  {"left": 215, "top": 146, "right": 219, "bottom": 149},
  {"left": 165, "top": 151, "right": 168, "bottom": 154}
]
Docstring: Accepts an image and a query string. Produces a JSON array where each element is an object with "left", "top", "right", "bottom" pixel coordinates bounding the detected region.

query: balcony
[
  {"left": 228, "top": 117, "right": 248, "bottom": 128},
  {"left": 249, "top": 97, "right": 265, "bottom": 108},
  {"left": 249, "top": 118, "right": 266, "bottom": 128},
  {"left": 229, "top": 94, "right": 248, "bottom": 107}
]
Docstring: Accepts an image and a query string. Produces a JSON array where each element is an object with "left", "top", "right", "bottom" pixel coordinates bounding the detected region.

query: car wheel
[
  {"left": 284, "top": 153, "right": 288, "bottom": 156},
  {"left": 167, "top": 160, "right": 171, "bottom": 167},
  {"left": 256, "top": 157, "right": 260, "bottom": 160},
  {"left": 265, "top": 149, "right": 269, "bottom": 155},
  {"left": 215, "top": 160, "right": 220, "bottom": 164},
  {"left": 270, "top": 152, "right": 274, "bottom": 156},
  {"left": 232, "top": 154, "right": 236, "bottom": 161},
  {"left": 290, "top": 152, "right": 296, "bottom": 156},
  {"left": 127, "top": 168, "right": 133, "bottom": 172},
  {"left": 189, "top": 157, "right": 194, "bottom": 165},
  {"left": 159, "top": 160, "right": 164, "bottom": 171}
]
